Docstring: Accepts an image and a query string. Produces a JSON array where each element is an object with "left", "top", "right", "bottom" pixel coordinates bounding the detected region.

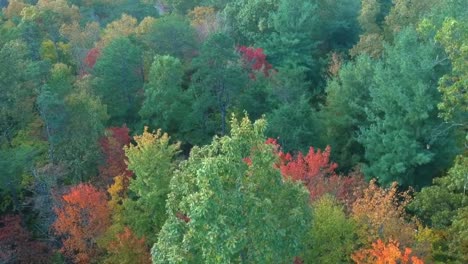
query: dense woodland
[{"left": 0, "top": 0, "right": 467, "bottom": 263}]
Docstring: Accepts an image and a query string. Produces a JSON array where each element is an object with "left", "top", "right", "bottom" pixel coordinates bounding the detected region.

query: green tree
[
  {"left": 123, "top": 128, "right": 180, "bottom": 244},
  {"left": 321, "top": 55, "right": 375, "bottom": 172},
  {"left": 303, "top": 195, "right": 357, "bottom": 264},
  {"left": 152, "top": 115, "right": 311, "bottom": 263},
  {"left": 264, "top": 64, "right": 319, "bottom": 152},
  {"left": 409, "top": 155, "right": 467, "bottom": 229},
  {"left": 223, "top": 0, "right": 278, "bottom": 43},
  {"left": 186, "top": 33, "right": 248, "bottom": 145},
  {"left": 93, "top": 37, "right": 143, "bottom": 126},
  {"left": 408, "top": 155, "right": 468, "bottom": 262},
  {"left": 163, "top": 0, "right": 202, "bottom": 14},
  {"left": 139, "top": 55, "right": 189, "bottom": 139},
  {"left": 141, "top": 15, "right": 198, "bottom": 61},
  {"left": 435, "top": 18, "right": 468, "bottom": 124},
  {"left": 0, "top": 40, "right": 39, "bottom": 146},
  {"left": 358, "top": 28, "right": 456, "bottom": 186},
  {"left": 261, "top": 0, "right": 319, "bottom": 70},
  {"left": 0, "top": 147, "right": 35, "bottom": 213},
  {"left": 39, "top": 70, "right": 108, "bottom": 182}
]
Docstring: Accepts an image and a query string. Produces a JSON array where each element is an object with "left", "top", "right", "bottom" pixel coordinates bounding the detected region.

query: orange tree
[{"left": 53, "top": 183, "right": 110, "bottom": 263}]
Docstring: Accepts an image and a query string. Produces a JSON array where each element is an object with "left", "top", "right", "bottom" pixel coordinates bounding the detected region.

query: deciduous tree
[
  {"left": 152, "top": 116, "right": 311, "bottom": 263},
  {"left": 53, "top": 183, "right": 110, "bottom": 264}
]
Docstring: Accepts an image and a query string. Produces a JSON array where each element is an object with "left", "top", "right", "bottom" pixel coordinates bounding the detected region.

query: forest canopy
[{"left": 0, "top": 0, "right": 466, "bottom": 263}]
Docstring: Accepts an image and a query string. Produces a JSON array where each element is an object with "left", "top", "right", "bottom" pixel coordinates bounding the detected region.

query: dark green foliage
[
  {"left": 187, "top": 33, "right": 248, "bottom": 144},
  {"left": 0, "top": 40, "right": 39, "bottom": 146},
  {"left": 141, "top": 15, "right": 198, "bottom": 60},
  {"left": 357, "top": 28, "right": 457, "bottom": 186},
  {"left": 39, "top": 66, "right": 107, "bottom": 182},
  {"left": 140, "top": 55, "right": 189, "bottom": 138},
  {"left": 0, "top": 146, "right": 35, "bottom": 213},
  {"left": 93, "top": 37, "right": 143, "bottom": 126},
  {"left": 322, "top": 55, "right": 375, "bottom": 172}
]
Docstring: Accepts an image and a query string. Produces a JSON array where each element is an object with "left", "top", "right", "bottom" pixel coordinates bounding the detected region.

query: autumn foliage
[
  {"left": 238, "top": 46, "right": 273, "bottom": 77},
  {"left": 352, "top": 239, "right": 424, "bottom": 264},
  {"left": 105, "top": 227, "right": 151, "bottom": 264},
  {"left": 267, "top": 138, "right": 365, "bottom": 204},
  {"left": 53, "top": 184, "right": 110, "bottom": 264},
  {"left": 351, "top": 180, "right": 416, "bottom": 246},
  {"left": 0, "top": 215, "right": 51, "bottom": 263},
  {"left": 99, "top": 126, "right": 133, "bottom": 186},
  {"left": 84, "top": 48, "right": 101, "bottom": 69}
]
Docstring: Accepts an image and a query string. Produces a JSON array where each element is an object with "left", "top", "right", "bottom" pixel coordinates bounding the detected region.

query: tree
[
  {"left": 321, "top": 55, "right": 375, "bottom": 171},
  {"left": 139, "top": 55, "right": 189, "bottom": 139},
  {"left": 187, "top": 33, "right": 248, "bottom": 144},
  {"left": 238, "top": 46, "right": 273, "bottom": 77},
  {"left": 409, "top": 156, "right": 467, "bottom": 229},
  {"left": 278, "top": 143, "right": 337, "bottom": 200},
  {"left": 60, "top": 22, "right": 100, "bottom": 74},
  {"left": 351, "top": 180, "right": 416, "bottom": 247},
  {"left": 357, "top": 28, "right": 457, "bottom": 186},
  {"left": 352, "top": 239, "right": 424, "bottom": 264},
  {"left": 97, "top": 14, "right": 138, "bottom": 48},
  {"left": 350, "top": 0, "right": 391, "bottom": 58},
  {"left": 152, "top": 115, "right": 311, "bottom": 263},
  {"left": 188, "top": 6, "right": 219, "bottom": 40},
  {"left": 303, "top": 195, "right": 357, "bottom": 263},
  {"left": 408, "top": 156, "right": 467, "bottom": 262},
  {"left": 104, "top": 227, "right": 152, "bottom": 264},
  {"left": 93, "top": 37, "right": 143, "bottom": 125},
  {"left": 51, "top": 76, "right": 108, "bottom": 182},
  {"left": 53, "top": 183, "right": 110, "bottom": 264},
  {"left": 434, "top": 18, "right": 468, "bottom": 123},
  {"left": 123, "top": 127, "right": 180, "bottom": 244},
  {"left": 163, "top": 0, "right": 201, "bottom": 14},
  {"left": 99, "top": 126, "right": 133, "bottom": 186},
  {"left": 223, "top": 0, "right": 278, "bottom": 43},
  {"left": 0, "top": 40, "right": 38, "bottom": 146},
  {"left": 0, "top": 147, "right": 35, "bottom": 213},
  {"left": 261, "top": 0, "right": 320, "bottom": 71},
  {"left": 0, "top": 214, "right": 52, "bottom": 263},
  {"left": 141, "top": 14, "right": 198, "bottom": 61}
]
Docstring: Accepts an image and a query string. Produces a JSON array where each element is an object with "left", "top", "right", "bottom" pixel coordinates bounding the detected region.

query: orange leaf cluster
[
  {"left": 352, "top": 239, "right": 424, "bottom": 264},
  {"left": 106, "top": 227, "right": 151, "bottom": 264},
  {"left": 53, "top": 183, "right": 110, "bottom": 264},
  {"left": 351, "top": 180, "right": 415, "bottom": 245}
]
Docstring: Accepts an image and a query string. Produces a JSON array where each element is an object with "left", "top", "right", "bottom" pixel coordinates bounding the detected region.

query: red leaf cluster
[
  {"left": 267, "top": 138, "right": 365, "bottom": 205},
  {"left": 238, "top": 46, "right": 273, "bottom": 77},
  {"left": 84, "top": 48, "right": 101, "bottom": 69},
  {"left": 53, "top": 183, "right": 110, "bottom": 264},
  {"left": 99, "top": 126, "right": 133, "bottom": 187}
]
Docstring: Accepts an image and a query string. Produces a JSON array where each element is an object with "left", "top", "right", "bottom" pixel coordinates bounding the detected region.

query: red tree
[
  {"left": 238, "top": 46, "right": 273, "bottom": 77},
  {"left": 53, "top": 183, "right": 110, "bottom": 264},
  {"left": 267, "top": 138, "right": 366, "bottom": 205},
  {"left": 0, "top": 215, "right": 51, "bottom": 263},
  {"left": 84, "top": 48, "right": 101, "bottom": 69},
  {"left": 99, "top": 126, "right": 133, "bottom": 187}
]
